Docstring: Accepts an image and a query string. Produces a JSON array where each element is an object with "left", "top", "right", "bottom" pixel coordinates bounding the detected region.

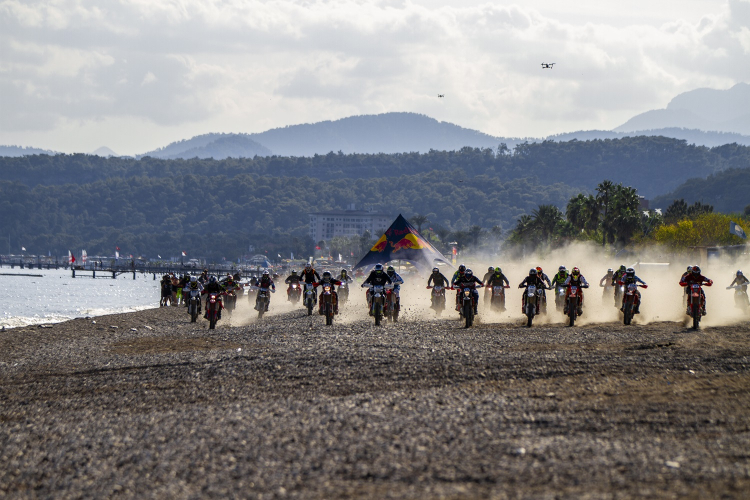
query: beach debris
[
  {"left": 237, "top": 348, "right": 242, "bottom": 352},
  {"left": 665, "top": 461, "right": 680, "bottom": 469},
  {"left": 110, "top": 326, "right": 118, "bottom": 329},
  {"left": 130, "top": 328, "right": 138, "bottom": 332},
  {"left": 38, "top": 324, "right": 53, "bottom": 329},
  {"left": 91, "top": 320, "right": 96, "bottom": 324},
  {"left": 143, "top": 326, "right": 153, "bottom": 330}
]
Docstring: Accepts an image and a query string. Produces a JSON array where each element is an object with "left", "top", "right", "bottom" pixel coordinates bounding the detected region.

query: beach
[{"left": 1, "top": 306, "right": 749, "bottom": 498}]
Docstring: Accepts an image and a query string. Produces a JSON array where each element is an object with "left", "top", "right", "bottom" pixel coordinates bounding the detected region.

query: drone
[
  {"left": 541, "top": 63, "right": 555, "bottom": 69},
  {"left": 437, "top": 94, "right": 445, "bottom": 98}
]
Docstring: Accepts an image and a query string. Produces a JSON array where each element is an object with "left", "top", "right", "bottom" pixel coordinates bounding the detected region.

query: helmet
[
  {"left": 458, "top": 264, "right": 466, "bottom": 273},
  {"left": 466, "top": 269, "right": 473, "bottom": 277},
  {"left": 263, "top": 270, "right": 270, "bottom": 276},
  {"left": 323, "top": 271, "right": 332, "bottom": 279},
  {"left": 536, "top": 267, "right": 543, "bottom": 273},
  {"left": 619, "top": 265, "right": 626, "bottom": 271},
  {"left": 529, "top": 268, "right": 537, "bottom": 276},
  {"left": 374, "top": 264, "right": 384, "bottom": 273},
  {"left": 692, "top": 266, "right": 701, "bottom": 274},
  {"left": 291, "top": 270, "right": 297, "bottom": 275},
  {"left": 209, "top": 276, "right": 217, "bottom": 284},
  {"left": 305, "top": 263, "right": 312, "bottom": 270},
  {"left": 571, "top": 267, "right": 580, "bottom": 277},
  {"left": 559, "top": 266, "right": 566, "bottom": 272},
  {"left": 687, "top": 266, "right": 692, "bottom": 272},
  {"left": 341, "top": 269, "right": 347, "bottom": 275},
  {"left": 626, "top": 267, "right": 635, "bottom": 275},
  {"left": 432, "top": 267, "right": 439, "bottom": 273},
  {"left": 190, "top": 276, "right": 197, "bottom": 283},
  {"left": 607, "top": 268, "right": 613, "bottom": 273},
  {"left": 386, "top": 266, "right": 395, "bottom": 275},
  {"left": 495, "top": 267, "right": 502, "bottom": 274},
  {"left": 203, "top": 268, "right": 208, "bottom": 273},
  {"left": 488, "top": 266, "right": 494, "bottom": 272},
  {"left": 738, "top": 270, "right": 744, "bottom": 276}
]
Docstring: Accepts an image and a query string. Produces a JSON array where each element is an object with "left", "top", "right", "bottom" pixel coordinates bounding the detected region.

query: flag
[
  {"left": 116, "top": 246, "right": 120, "bottom": 251},
  {"left": 338, "top": 253, "right": 342, "bottom": 261},
  {"left": 68, "top": 251, "right": 75, "bottom": 264},
  {"left": 730, "top": 221, "right": 747, "bottom": 239},
  {"left": 158, "top": 255, "right": 161, "bottom": 259},
  {"left": 278, "top": 253, "right": 282, "bottom": 258},
  {"left": 182, "top": 251, "right": 186, "bottom": 256},
  {"left": 21, "top": 246, "right": 26, "bottom": 251},
  {"left": 82, "top": 250, "right": 87, "bottom": 263},
  {"left": 291, "top": 252, "right": 294, "bottom": 260},
  {"left": 315, "top": 246, "right": 321, "bottom": 250},
  {"left": 115, "top": 251, "right": 119, "bottom": 260}
]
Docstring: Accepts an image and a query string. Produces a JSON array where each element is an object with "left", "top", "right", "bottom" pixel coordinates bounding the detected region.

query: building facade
[{"left": 309, "top": 209, "right": 392, "bottom": 242}]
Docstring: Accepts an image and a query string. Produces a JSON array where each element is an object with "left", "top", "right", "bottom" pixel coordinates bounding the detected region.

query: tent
[{"left": 353, "top": 214, "right": 453, "bottom": 274}]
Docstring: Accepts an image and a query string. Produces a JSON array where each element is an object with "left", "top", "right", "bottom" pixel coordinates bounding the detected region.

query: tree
[
  {"left": 409, "top": 214, "right": 429, "bottom": 233},
  {"left": 687, "top": 201, "right": 713, "bottom": 218},
  {"left": 596, "top": 180, "right": 615, "bottom": 246},
  {"left": 664, "top": 199, "right": 688, "bottom": 224},
  {"left": 745, "top": 204, "right": 750, "bottom": 216}
]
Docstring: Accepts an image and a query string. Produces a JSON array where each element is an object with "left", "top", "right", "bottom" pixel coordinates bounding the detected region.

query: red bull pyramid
[{"left": 353, "top": 214, "right": 452, "bottom": 274}]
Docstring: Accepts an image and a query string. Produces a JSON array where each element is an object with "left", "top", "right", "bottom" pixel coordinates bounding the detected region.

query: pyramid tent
[{"left": 353, "top": 214, "right": 453, "bottom": 274}]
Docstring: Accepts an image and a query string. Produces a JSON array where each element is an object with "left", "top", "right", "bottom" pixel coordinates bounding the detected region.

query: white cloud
[{"left": 0, "top": 0, "right": 748, "bottom": 153}]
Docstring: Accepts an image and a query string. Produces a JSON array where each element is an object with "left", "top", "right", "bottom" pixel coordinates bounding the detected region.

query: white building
[{"left": 309, "top": 208, "right": 392, "bottom": 242}]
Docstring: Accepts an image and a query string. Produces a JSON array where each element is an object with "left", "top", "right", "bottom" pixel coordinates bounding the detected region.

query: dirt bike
[
  {"left": 337, "top": 281, "right": 349, "bottom": 305},
  {"left": 187, "top": 289, "right": 201, "bottom": 323},
  {"left": 427, "top": 285, "right": 446, "bottom": 317},
  {"left": 727, "top": 284, "right": 749, "bottom": 312},
  {"left": 566, "top": 284, "right": 588, "bottom": 327},
  {"left": 613, "top": 284, "right": 624, "bottom": 309},
  {"left": 684, "top": 281, "right": 711, "bottom": 329},
  {"left": 522, "top": 285, "right": 543, "bottom": 327},
  {"left": 457, "top": 284, "right": 477, "bottom": 328},
  {"left": 384, "top": 284, "right": 399, "bottom": 322},
  {"left": 287, "top": 283, "right": 301, "bottom": 303},
  {"left": 554, "top": 284, "right": 566, "bottom": 312},
  {"left": 621, "top": 282, "right": 647, "bottom": 325},
  {"left": 303, "top": 283, "right": 316, "bottom": 316},
  {"left": 255, "top": 287, "right": 274, "bottom": 318},
  {"left": 224, "top": 289, "right": 237, "bottom": 315},
  {"left": 368, "top": 285, "right": 386, "bottom": 326},
  {"left": 206, "top": 292, "right": 223, "bottom": 330},
  {"left": 489, "top": 284, "right": 509, "bottom": 312},
  {"left": 321, "top": 283, "right": 336, "bottom": 326}
]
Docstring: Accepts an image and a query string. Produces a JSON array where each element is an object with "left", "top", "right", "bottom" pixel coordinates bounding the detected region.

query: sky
[{"left": 1, "top": 0, "right": 749, "bottom": 155}]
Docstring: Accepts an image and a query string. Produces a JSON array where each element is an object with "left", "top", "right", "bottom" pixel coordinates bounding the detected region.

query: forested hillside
[
  {"left": 4, "top": 136, "right": 749, "bottom": 198},
  {"left": 651, "top": 167, "right": 750, "bottom": 214},
  {"left": 3, "top": 135, "right": 749, "bottom": 259}
]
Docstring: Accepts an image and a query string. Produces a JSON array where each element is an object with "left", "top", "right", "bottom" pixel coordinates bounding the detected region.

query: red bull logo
[
  {"left": 392, "top": 234, "right": 426, "bottom": 252},
  {"left": 370, "top": 235, "right": 388, "bottom": 252}
]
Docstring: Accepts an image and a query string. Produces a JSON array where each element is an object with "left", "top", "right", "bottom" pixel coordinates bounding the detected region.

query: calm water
[{"left": 0, "top": 268, "right": 160, "bottom": 328}]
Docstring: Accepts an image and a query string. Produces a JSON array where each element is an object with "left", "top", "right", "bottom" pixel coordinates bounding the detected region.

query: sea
[{"left": 0, "top": 268, "right": 160, "bottom": 329}]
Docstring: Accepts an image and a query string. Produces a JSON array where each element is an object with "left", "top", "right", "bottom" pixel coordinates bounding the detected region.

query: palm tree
[
  {"left": 532, "top": 205, "right": 564, "bottom": 242},
  {"left": 409, "top": 214, "right": 429, "bottom": 233}
]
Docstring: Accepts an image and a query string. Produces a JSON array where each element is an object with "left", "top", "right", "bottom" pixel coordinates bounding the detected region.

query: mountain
[
  {"left": 141, "top": 133, "right": 271, "bottom": 159},
  {"left": 0, "top": 145, "right": 58, "bottom": 157},
  {"left": 246, "top": 112, "right": 518, "bottom": 156},
  {"left": 91, "top": 147, "right": 118, "bottom": 157},
  {"left": 141, "top": 113, "right": 521, "bottom": 159},
  {"left": 615, "top": 83, "right": 750, "bottom": 135}
]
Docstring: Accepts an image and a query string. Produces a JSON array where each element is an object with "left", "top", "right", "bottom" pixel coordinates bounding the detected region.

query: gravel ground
[{"left": 1, "top": 303, "right": 749, "bottom": 499}]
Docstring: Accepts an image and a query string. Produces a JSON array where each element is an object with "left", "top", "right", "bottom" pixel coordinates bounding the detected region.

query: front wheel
[
  {"left": 568, "top": 299, "right": 577, "bottom": 327},
  {"left": 209, "top": 314, "right": 217, "bottom": 330},
  {"left": 307, "top": 301, "right": 313, "bottom": 316},
  {"left": 525, "top": 304, "right": 534, "bottom": 327},
  {"left": 692, "top": 302, "right": 700, "bottom": 329},
  {"left": 190, "top": 309, "right": 198, "bottom": 323},
  {"left": 374, "top": 303, "right": 382, "bottom": 326},
  {"left": 463, "top": 301, "right": 473, "bottom": 328},
  {"left": 623, "top": 301, "right": 633, "bottom": 325}
]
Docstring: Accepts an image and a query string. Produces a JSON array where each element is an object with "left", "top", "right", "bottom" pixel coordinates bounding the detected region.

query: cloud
[{"left": 0, "top": 0, "right": 749, "bottom": 143}]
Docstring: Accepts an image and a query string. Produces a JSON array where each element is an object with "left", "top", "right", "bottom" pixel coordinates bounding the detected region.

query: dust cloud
[{"left": 225, "top": 243, "right": 749, "bottom": 328}]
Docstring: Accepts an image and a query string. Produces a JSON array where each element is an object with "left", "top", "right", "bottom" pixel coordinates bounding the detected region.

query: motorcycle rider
[
  {"left": 361, "top": 264, "right": 393, "bottom": 314},
  {"left": 618, "top": 267, "right": 647, "bottom": 314},
  {"left": 486, "top": 267, "right": 509, "bottom": 308},
  {"left": 300, "top": 263, "right": 321, "bottom": 302},
  {"left": 201, "top": 276, "right": 225, "bottom": 319},
  {"left": 316, "top": 271, "right": 342, "bottom": 314},
  {"left": 551, "top": 266, "right": 569, "bottom": 290},
  {"left": 679, "top": 266, "right": 712, "bottom": 315},
  {"left": 427, "top": 267, "right": 450, "bottom": 288},
  {"left": 198, "top": 268, "right": 209, "bottom": 284},
  {"left": 612, "top": 265, "right": 627, "bottom": 285},
  {"left": 160, "top": 274, "right": 172, "bottom": 307},
  {"left": 385, "top": 266, "right": 405, "bottom": 313},
  {"left": 518, "top": 268, "right": 547, "bottom": 314},
  {"left": 563, "top": 267, "right": 590, "bottom": 315},
  {"left": 284, "top": 269, "right": 303, "bottom": 301},
  {"left": 453, "top": 268, "right": 484, "bottom": 315},
  {"left": 681, "top": 266, "right": 693, "bottom": 298},
  {"left": 338, "top": 269, "right": 353, "bottom": 284},
  {"left": 255, "top": 270, "right": 276, "bottom": 312},
  {"left": 482, "top": 266, "right": 496, "bottom": 285},
  {"left": 187, "top": 276, "right": 203, "bottom": 315},
  {"left": 599, "top": 268, "right": 614, "bottom": 296},
  {"left": 451, "top": 264, "right": 467, "bottom": 286},
  {"left": 728, "top": 270, "right": 750, "bottom": 307}
]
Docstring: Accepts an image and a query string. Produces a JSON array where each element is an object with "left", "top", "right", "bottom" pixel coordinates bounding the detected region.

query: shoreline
[{"left": 1, "top": 306, "right": 749, "bottom": 498}]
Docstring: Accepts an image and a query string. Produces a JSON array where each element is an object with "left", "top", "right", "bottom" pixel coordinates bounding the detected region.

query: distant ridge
[
  {"left": 91, "top": 146, "right": 117, "bottom": 157},
  {"left": 615, "top": 83, "right": 750, "bottom": 135},
  {"left": 0, "top": 145, "right": 58, "bottom": 157},
  {"left": 548, "top": 127, "right": 750, "bottom": 148},
  {"left": 140, "top": 133, "right": 271, "bottom": 159}
]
